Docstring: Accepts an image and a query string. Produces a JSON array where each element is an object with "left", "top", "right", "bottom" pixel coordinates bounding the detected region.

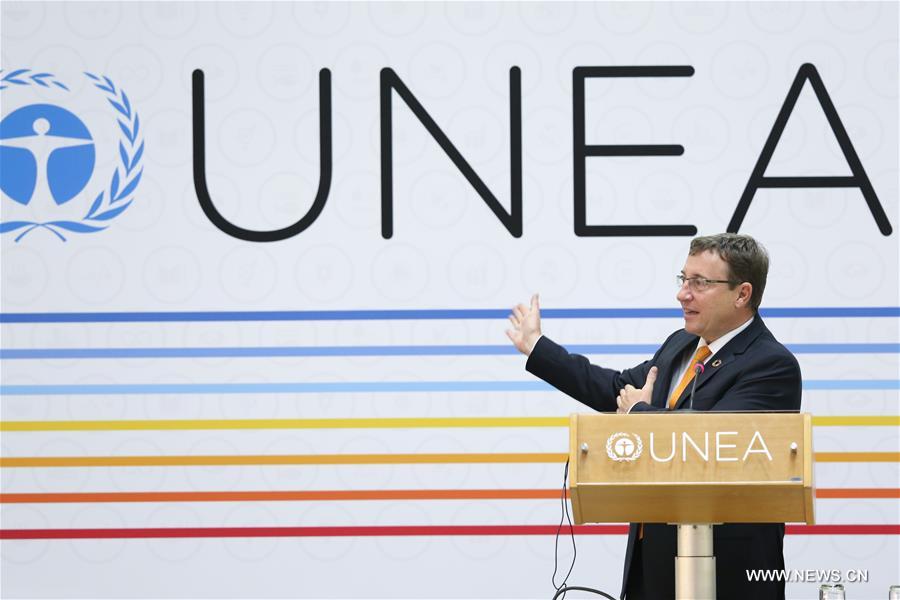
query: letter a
[
  {"left": 742, "top": 431, "right": 773, "bottom": 461},
  {"left": 728, "top": 63, "right": 892, "bottom": 236}
]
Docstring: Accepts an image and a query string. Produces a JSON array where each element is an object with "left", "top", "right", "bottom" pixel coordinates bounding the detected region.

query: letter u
[
  {"left": 650, "top": 432, "right": 675, "bottom": 462},
  {"left": 191, "top": 68, "right": 332, "bottom": 241}
]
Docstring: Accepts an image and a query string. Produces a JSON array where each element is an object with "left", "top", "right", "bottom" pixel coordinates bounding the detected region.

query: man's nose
[{"left": 676, "top": 283, "right": 691, "bottom": 303}]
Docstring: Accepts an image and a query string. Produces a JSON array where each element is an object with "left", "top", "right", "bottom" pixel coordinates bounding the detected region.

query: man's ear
[{"left": 736, "top": 282, "right": 753, "bottom": 308}]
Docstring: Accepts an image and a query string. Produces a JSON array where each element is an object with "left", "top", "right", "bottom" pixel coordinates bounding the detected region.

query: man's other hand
[
  {"left": 617, "top": 366, "right": 658, "bottom": 413},
  {"left": 506, "top": 293, "right": 542, "bottom": 356}
]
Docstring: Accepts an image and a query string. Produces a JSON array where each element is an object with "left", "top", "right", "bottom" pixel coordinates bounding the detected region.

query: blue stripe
[
  {"left": 0, "top": 381, "right": 551, "bottom": 395},
  {"left": 2, "top": 343, "right": 898, "bottom": 360},
  {"left": 0, "top": 344, "right": 656, "bottom": 359},
  {"left": 801, "top": 380, "right": 900, "bottom": 390},
  {"left": 761, "top": 307, "right": 899, "bottom": 318},
  {"left": 1, "top": 307, "right": 898, "bottom": 323},
  {"left": 1, "top": 380, "right": 896, "bottom": 395},
  {"left": 786, "top": 343, "right": 900, "bottom": 354}
]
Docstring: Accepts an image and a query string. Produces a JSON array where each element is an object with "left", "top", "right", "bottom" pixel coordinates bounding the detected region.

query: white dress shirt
[{"left": 665, "top": 316, "right": 755, "bottom": 400}]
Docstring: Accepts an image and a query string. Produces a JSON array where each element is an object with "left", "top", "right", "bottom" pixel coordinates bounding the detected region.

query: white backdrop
[{"left": 1, "top": 2, "right": 898, "bottom": 598}]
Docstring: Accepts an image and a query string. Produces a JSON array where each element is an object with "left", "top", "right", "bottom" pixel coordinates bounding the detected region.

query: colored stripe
[
  {"left": 802, "top": 380, "right": 899, "bottom": 390},
  {"left": 2, "top": 488, "right": 895, "bottom": 504},
  {"left": 811, "top": 416, "right": 900, "bottom": 427},
  {"left": 0, "top": 524, "right": 896, "bottom": 540},
  {"left": 2, "top": 379, "right": 896, "bottom": 395},
  {"left": 2, "top": 306, "right": 897, "bottom": 323},
  {"left": 0, "top": 525, "right": 622, "bottom": 539},
  {"left": 815, "top": 452, "right": 900, "bottom": 462},
  {"left": 0, "top": 417, "right": 570, "bottom": 432},
  {"left": 0, "top": 381, "right": 550, "bottom": 395},
  {"left": 3, "top": 415, "right": 895, "bottom": 432},
  {"left": 0, "top": 453, "right": 570, "bottom": 468},
  {"left": 4, "top": 342, "right": 896, "bottom": 360},
  {"left": 0, "top": 344, "right": 655, "bottom": 359},
  {"left": 0, "top": 489, "right": 565, "bottom": 503},
  {"left": 788, "top": 343, "right": 900, "bottom": 354},
  {"left": 815, "top": 488, "right": 900, "bottom": 499},
  {"left": 0, "top": 452, "right": 893, "bottom": 468},
  {"left": 784, "top": 525, "right": 900, "bottom": 535}
]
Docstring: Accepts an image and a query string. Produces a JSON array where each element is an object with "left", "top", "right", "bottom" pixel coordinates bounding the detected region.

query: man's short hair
[{"left": 689, "top": 233, "right": 769, "bottom": 312}]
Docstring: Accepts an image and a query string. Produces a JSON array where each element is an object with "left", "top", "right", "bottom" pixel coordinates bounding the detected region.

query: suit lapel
[
  {"left": 653, "top": 332, "right": 698, "bottom": 408},
  {"left": 672, "top": 317, "right": 767, "bottom": 410}
]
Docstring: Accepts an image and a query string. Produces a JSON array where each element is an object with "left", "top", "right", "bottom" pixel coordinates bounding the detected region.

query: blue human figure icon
[{"left": 0, "top": 103, "right": 95, "bottom": 207}]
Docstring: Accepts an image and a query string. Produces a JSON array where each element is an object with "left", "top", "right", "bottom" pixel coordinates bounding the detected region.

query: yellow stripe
[
  {"left": 2, "top": 415, "right": 896, "bottom": 432},
  {"left": 0, "top": 453, "right": 568, "bottom": 467},
  {"left": 0, "top": 417, "right": 569, "bottom": 432},
  {"left": 811, "top": 416, "right": 900, "bottom": 427},
  {"left": 0, "top": 452, "right": 895, "bottom": 468}
]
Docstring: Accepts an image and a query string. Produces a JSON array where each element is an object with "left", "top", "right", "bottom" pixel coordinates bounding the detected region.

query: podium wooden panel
[{"left": 569, "top": 412, "right": 814, "bottom": 525}]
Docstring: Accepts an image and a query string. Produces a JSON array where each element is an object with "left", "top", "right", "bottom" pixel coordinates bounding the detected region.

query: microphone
[{"left": 687, "top": 362, "right": 705, "bottom": 410}]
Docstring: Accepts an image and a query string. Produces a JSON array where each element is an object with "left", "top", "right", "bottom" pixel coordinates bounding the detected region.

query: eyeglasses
[{"left": 676, "top": 274, "right": 741, "bottom": 292}]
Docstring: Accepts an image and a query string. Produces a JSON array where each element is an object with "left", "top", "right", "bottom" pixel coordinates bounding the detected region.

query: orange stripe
[
  {"left": 0, "top": 453, "right": 568, "bottom": 468},
  {"left": 2, "top": 488, "right": 896, "bottom": 504},
  {"left": 815, "top": 488, "right": 900, "bottom": 499}
]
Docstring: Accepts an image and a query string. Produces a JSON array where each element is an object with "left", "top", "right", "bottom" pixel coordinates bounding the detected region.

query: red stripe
[
  {"left": 1, "top": 524, "right": 897, "bottom": 540},
  {"left": 785, "top": 525, "right": 900, "bottom": 535},
  {"left": 0, "top": 525, "right": 624, "bottom": 539}
]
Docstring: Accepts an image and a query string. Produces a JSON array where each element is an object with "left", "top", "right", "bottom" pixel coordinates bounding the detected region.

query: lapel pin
[{"left": 711, "top": 359, "right": 722, "bottom": 368}]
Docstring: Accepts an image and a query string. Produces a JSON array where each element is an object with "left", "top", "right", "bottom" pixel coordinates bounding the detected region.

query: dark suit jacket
[{"left": 526, "top": 316, "right": 801, "bottom": 599}]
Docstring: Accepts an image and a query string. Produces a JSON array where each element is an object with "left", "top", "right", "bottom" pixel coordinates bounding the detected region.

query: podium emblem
[{"left": 606, "top": 432, "right": 644, "bottom": 462}]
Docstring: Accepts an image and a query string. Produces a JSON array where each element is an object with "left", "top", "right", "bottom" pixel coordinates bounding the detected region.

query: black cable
[
  {"left": 552, "top": 459, "right": 577, "bottom": 597},
  {"left": 551, "top": 585, "right": 618, "bottom": 600},
  {"left": 550, "top": 460, "right": 620, "bottom": 600},
  {"left": 562, "top": 460, "right": 576, "bottom": 581}
]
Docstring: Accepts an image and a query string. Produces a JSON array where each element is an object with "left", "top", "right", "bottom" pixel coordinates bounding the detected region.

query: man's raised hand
[{"left": 506, "top": 293, "right": 542, "bottom": 356}]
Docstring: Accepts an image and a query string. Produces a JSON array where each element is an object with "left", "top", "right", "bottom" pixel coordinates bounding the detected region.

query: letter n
[
  {"left": 728, "top": 63, "right": 892, "bottom": 236},
  {"left": 380, "top": 67, "right": 522, "bottom": 239}
]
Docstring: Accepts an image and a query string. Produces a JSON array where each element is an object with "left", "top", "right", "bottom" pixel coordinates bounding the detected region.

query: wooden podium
[{"left": 569, "top": 412, "right": 815, "bottom": 599}]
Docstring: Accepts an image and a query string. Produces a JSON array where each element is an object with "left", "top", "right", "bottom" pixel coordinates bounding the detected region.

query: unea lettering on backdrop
[{"left": 190, "top": 63, "right": 893, "bottom": 242}]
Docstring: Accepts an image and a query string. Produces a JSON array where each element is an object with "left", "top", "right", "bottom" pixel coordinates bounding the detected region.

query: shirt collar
[{"left": 698, "top": 316, "right": 755, "bottom": 358}]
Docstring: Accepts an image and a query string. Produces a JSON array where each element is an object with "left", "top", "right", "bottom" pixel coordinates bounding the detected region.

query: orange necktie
[
  {"left": 668, "top": 346, "right": 712, "bottom": 409},
  {"left": 639, "top": 346, "right": 713, "bottom": 540}
]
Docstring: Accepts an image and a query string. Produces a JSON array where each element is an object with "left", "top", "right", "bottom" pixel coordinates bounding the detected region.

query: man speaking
[{"left": 506, "top": 234, "right": 801, "bottom": 600}]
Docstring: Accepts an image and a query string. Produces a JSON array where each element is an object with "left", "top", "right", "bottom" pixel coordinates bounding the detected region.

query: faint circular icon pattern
[
  {"left": 1, "top": 2, "right": 45, "bottom": 39},
  {"left": 139, "top": 1, "right": 198, "bottom": 39},
  {"left": 710, "top": 41, "right": 770, "bottom": 100},
  {"left": 294, "top": 2, "right": 351, "bottom": 37},
  {"left": 63, "top": 2, "right": 121, "bottom": 40},
  {"left": 444, "top": 2, "right": 504, "bottom": 36},
  {"left": 368, "top": 2, "right": 426, "bottom": 37},
  {"left": 216, "top": 2, "right": 273, "bottom": 38}
]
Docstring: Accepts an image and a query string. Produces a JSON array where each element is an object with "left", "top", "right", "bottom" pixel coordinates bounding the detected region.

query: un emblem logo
[
  {"left": 0, "top": 69, "right": 144, "bottom": 241},
  {"left": 606, "top": 432, "right": 644, "bottom": 462}
]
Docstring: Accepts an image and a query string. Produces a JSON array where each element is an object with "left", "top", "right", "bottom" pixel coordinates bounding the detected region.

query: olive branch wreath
[
  {"left": 0, "top": 69, "right": 144, "bottom": 242},
  {"left": 605, "top": 432, "right": 644, "bottom": 462}
]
